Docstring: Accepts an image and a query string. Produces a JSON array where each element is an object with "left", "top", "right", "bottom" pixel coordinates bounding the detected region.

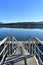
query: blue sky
[{"left": 0, "top": 0, "right": 43, "bottom": 23}]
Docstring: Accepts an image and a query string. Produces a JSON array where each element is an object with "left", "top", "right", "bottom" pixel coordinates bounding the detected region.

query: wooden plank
[
  {"left": 6, "top": 55, "right": 23, "bottom": 61},
  {"left": 4, "top": 55, "right": 33, "bottom": 64},
  {"left": 27, "top": 57, "right": 37, "bottom": 65},
  {"left": 14, "top": 57, "right": 37, "bottom": 65},
  {"left": 14, "top": 60, "right": 24, "bottom": 65},
  {"left": 5, "top": 56, "right": 38, "bottom": 65}
]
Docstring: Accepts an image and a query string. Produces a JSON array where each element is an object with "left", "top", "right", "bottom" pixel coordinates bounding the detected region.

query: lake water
[{"left": 0, "top": 28, "right": 43, "bottom": 41}]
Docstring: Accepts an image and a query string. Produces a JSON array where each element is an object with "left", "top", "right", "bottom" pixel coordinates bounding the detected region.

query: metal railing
[
  {"left": 34, "top": 44, "right": 43, "bottom": 65},
  {"left": 0, "top": 36, "right": 43, "bottom": 65},
  {"left": 0, "top": 37, "right": 10, "bottom": 65},
  {"left": 24, "top": 37, "right": 43, "bottom": 65},
  {"left": 31, "top": 37, "right": 43, "bottom": 65}
]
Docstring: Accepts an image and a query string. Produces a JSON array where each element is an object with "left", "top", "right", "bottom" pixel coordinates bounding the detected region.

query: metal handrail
[
  {"left": 0, "top": 37, "right": 8, "bottom": 46},
  {"left": 0, "top": 50, "right": 8, "bottom": 65},
  {"left": 30, "top": 37, "right": 43, "bottom": 65},
  {"left": 34, "top": 43, "right": 43, "bottom": 65},
  {"left": 31, "top": 37, "right": 43, "bottom": 45},
  {"left": 0, "top": 36, "right": 43, "bottom": 65},
  {"left": 35, "top": 50, "right": 43, "bottom": 64},
  {"left": 0, "top": 37, "right": 10, "bottom": 65},
  {"left": 0, "top": 45, "right": 7, "bottom": 55},
  {"left": 36, "top": 45, "right": 43, "bottom": 55}
]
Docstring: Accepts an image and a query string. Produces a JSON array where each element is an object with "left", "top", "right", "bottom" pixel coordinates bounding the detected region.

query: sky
[{"left": 0, "top": 0, "right": 43, "bottom": 23}]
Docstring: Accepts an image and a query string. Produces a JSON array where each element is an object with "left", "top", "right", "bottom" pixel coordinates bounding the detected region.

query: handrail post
[
  {"left": 8, "top": 37, "right": 11, "bottom": 55},
  {"left": 12, "top": 38, "right": 14, "bottom": 54},
  {"left": 34, "top": 43, "right": 36, "bottom": 57},
  {"left": 4, "top": 41, "right": 6, "bottom": 55},
  {"left": 28, "top": 40, "right": 31, "bottom": 55},
  {"left": 32, "top": 43, "right": 33, "bottom": 55}
]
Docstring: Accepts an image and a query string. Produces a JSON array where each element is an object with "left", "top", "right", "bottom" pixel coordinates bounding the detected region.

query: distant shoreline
[{"left": 0, "top": 22, "right": 43, "bottom": 28}]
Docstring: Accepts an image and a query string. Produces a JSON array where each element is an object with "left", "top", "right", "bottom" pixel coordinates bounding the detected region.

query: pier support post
[{"left": 24, "top": 58, "right": 27, "bottom": 65}]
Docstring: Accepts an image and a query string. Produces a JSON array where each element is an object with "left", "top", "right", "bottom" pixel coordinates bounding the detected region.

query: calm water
[{"left": 0, "top": 28, "right": 43, "bottom": 41}]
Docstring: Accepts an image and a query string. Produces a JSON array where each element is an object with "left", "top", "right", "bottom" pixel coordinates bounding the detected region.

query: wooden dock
[
  {"left": 13, "top": 57, "right": 37, "bottom": 65},
  {"left": 0, "top": 36, "right": 43, "bottom": 65}
]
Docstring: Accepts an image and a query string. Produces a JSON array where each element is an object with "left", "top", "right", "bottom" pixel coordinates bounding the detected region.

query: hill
[{"left": 0, "top": 22, "right": 43, "bottom": 28}]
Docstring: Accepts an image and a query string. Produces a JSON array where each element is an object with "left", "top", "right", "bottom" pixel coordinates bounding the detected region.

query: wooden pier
[{"left": 0, "top": 37, "right": 43, "bottom": 65}]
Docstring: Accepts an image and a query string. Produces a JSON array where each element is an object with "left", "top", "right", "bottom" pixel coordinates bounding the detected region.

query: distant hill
[
  {"left": 4, "top": 21, "right": 43, "bottom": 24},
  {"left": 0, "top": 21, "right": 43, "bottom": 24},
  {"left": 0, "top": 21, "right": 43, "bottom": 28},
  {"left": 0, "top": 22, "right": 3, "bottom": 24},
  {"left": 37, "top": 22, "right": 43, "bottom": 24}
]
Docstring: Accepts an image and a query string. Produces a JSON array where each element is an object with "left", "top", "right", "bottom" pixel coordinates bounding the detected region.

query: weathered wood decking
[
  {"left": 0, "top": 37, "right": 43, "bottom": 65},
  {"left": 14, "top": 57, "right": 37, "bottom": 65},
  {"left": 5, "top": 41, "right": 37, "bottom": 65},
  {"left": 5, "top": 55, "right": 37, "bottom": 65}
]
